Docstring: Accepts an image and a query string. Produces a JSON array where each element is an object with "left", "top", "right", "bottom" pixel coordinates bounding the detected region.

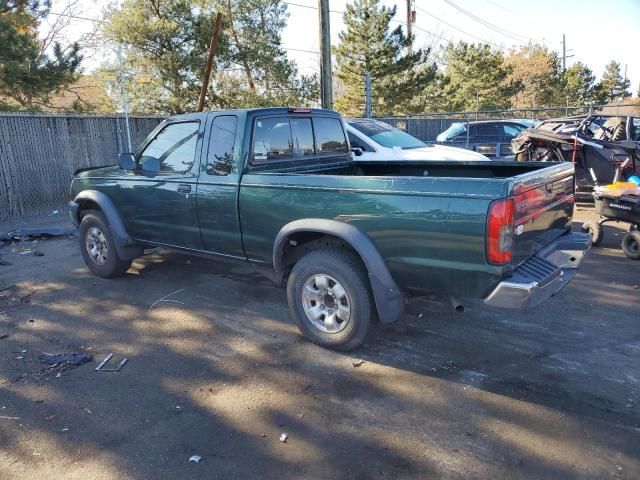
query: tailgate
[{"left": 510, "top": 163, "right": 575, "bottom": 266}]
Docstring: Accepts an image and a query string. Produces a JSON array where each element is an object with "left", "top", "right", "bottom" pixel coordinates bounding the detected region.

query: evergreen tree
[
  {"left": 0, "top": 0, "right": 82, "bottom": 110},
  {"left": 596, "top": 60, "right": 631, "bottom": 103},
  {"left": 434, "top": 42, "right": 517, "bottom": 111},
  {"left": 333, "top": 0, "right": 436, "bottom": 116},
  {"left": 504, "top": 44, "right": 562, "bottom": 108},
  {"left": 104, "top": 0, "right": 317, "bottom": 114},
  {"left": 562, "top": 62, "right": 597, "bottom": 105}
]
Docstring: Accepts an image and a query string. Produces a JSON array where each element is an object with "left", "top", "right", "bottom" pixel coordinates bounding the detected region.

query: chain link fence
[
  {"left": 376, "top": 104, "right": 640, "bottom": 157},
  {"left": 0, "top": 113, "right": 163, "bottom": 221}
]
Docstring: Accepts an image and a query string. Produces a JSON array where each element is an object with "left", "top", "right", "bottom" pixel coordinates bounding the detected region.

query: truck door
[
  {"left": 116, "top": 120, "right": 203, "bottom": 249},
  {"left": 196, "top": 114, "right": 245, "bottom": 259}
]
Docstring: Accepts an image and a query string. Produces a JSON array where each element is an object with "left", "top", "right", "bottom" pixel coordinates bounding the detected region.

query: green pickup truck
[{"left": 69, "top": 108, "right": 590, "bottom": 350}]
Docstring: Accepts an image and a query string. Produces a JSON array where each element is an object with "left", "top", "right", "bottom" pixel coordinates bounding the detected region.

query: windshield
[
  {"left": 348, "top": 119, "right": 427, "bottom": 149},
  {"left": 437, "top": 123, "right": 466, "bottom": 141}
]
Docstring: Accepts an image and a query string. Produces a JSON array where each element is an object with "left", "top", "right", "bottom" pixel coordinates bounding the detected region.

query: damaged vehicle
[{"left": 512, "top": 114, "right": 640, "bottom": 196}]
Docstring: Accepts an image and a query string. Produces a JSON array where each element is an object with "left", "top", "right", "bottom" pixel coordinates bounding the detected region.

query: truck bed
[{"left": 239, "top": 160, "right": 576, "bottom": 297}]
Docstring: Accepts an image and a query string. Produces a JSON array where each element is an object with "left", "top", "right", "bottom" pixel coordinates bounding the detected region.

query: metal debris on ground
[
  {"left": 279, "top": 433, "right": 288, "bottom": 443},
  {"left": 352, "top": 359, "right": 365, "bottom": 368},
  {"left": 189, "top": 455, "right": 202, "bottom": 463},
  {"left": 0, "top": 416, "right": 21, "bottom": 420},
  {"left": 0, "top": 334, "right": 8, "bottom": 340},
  {"left": 39, "top": 352, "right": 93, "bottom": 371},
  {"left": 1, "top": 226, "right": 73, "bottom": 243},
  {"left": 94, "top": 353, "right": 128, "bottom": 372}
]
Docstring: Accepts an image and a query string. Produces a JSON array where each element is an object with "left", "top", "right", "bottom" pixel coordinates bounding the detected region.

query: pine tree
[
  {"left": 333, "top": 0, "right": 436, "bottom": 116},
  {"left": 596, "top": 61, "right": 631, "bottom": 103},
  {"left": 0, "top": 0, "right": 82, "bottom": 110},
  {"left": 562, "top": 62, "right": 597, "bottom": 106},
  {"left": 104, "top": 0, "right": 317, "bottom": 114},
  {"left": 434, "top": 42, "right": 517, "bottom": 111}
]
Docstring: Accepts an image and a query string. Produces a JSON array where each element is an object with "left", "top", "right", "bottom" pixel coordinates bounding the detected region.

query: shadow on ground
[{"left": 0, "top": 211, "right": 638, "bottom": 479}]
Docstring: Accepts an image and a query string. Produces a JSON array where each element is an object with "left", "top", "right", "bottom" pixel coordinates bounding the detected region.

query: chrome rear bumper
[{"left": 484, "top": 232, "right": 591, "bottom": 308}]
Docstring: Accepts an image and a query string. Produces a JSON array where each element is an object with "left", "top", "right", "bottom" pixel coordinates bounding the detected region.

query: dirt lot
[{"left": 0, "top": 207, "right": 639, "bottom": 480}]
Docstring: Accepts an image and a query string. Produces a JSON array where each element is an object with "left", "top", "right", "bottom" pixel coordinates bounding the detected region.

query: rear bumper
[{"left": 484, "top": 232, "right": 591, "bottom": 308}]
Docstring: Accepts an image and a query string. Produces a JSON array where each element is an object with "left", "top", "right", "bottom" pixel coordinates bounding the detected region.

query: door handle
[{"left": 177, "top": 184, "right": 191, "bottom": 193}]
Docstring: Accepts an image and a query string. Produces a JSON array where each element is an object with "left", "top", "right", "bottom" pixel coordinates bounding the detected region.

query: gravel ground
[{"left": 0, "top": 207, "right": 639, "bottom": 480}]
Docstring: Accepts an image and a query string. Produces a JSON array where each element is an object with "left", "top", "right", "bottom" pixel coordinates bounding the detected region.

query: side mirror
[
  {"left": 118, "top": 152, "right": 135, "bottom": 171},
  {"left": 351, "top": 147, "right": 364, "bottom": 157}
]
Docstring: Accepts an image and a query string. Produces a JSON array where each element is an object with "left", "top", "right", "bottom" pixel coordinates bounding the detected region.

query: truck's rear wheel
[
  {"left": 287, "top": 248, "right": 374, "bottom": 351},
  {"left": 79, "top": 211, "right": 132, "bottom": 278},
  {"left": 621, "top": 231, "right": 640, "bottom": 260}
]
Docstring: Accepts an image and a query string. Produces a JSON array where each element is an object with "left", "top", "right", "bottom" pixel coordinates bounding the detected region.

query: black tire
[
  {"left": 621, "top": 231, "right": 640, "bottom": 260},
  {"left": 79, "top": 210, "right": 132, "bottom": 278},
  {"left": 287, "top": 248, "right": 375, "bottom": 351},
  {"left": 582, "top": 221, "right": 603, "bottom": 246}
]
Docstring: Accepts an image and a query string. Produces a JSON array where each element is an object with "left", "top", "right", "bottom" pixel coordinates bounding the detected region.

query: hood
[
  {"left": 393, "top": 145, "right": 490, "bottom": 161},
  {"left": 74, "top": 165, "right": 121, "bottom": 178}
]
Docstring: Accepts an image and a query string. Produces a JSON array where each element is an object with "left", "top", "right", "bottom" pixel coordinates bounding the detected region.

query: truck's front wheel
[
  {"left": 79, "top": 211, "right": 132, "bottom": 278},
  {"left": 287, "top": 248, "right": 374, "bottom": 351}
]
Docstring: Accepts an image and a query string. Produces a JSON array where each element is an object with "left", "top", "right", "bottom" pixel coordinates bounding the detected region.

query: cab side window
[
  {"left": 138, "top": 122, "right": 199, "bottom": 174},
  {"left": 207, "top": 115, "right": 237, "bottom": 175}
]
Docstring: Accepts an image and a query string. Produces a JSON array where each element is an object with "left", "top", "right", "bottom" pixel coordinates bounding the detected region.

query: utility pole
[
  {"left": 406, "top": 0, "right": 415, "bottom": 53},
  {"left": 198, "top": 12, "right": 224, "bottom": 112},
  {"left": 561, "top": 33, "right": 566, "bottom": 72},
  {"left": 561, "top": 34, "right": 573, "bottom": 73},
  {"left": 364, "top": 71, "right": 372, "bottom": 118},
  {"left": 116, "top": 44, "right": 132, "bottom": 152},
  {"left": 318, "top": 0, "right": 333, "bottom": 110}
]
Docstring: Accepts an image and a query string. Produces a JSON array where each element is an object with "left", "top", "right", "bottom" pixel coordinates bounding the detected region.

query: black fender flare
[
  {"left": 70, "top": 190, "right": 143, "bottom": 260},
  {"left": 273, "top": 219, "right": 404, "bottom": 324}
]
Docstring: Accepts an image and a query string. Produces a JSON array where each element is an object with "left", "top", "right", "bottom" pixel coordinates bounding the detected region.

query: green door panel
[{"left": 196, "top": 113, "right": 245, "bottom": 258}]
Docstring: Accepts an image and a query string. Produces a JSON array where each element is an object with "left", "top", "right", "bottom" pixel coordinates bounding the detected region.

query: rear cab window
[{"left": 251, "top": 113, "right": 349, "bottom": 166}]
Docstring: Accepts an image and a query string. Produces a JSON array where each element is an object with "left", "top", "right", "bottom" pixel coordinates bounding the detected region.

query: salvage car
[
  {"left": 436, "top": 119, "right": 537, "bottom": 157},
  {"left": 345, "top": 118, "right": 490, "bottom": 161},
  {"left": 512, "top": 114, "right": 640, "bottom": 195},
  {"left": 69, "top": 108, "right": 590, "bottom": 350}
]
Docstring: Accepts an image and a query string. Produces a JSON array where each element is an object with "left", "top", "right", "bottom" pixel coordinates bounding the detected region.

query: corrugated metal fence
[{"left": 0, "top": 113, "right": 163, "bottom": 220}]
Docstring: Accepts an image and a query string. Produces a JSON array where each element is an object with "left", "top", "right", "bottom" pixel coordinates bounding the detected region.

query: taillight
[{"left": 487, "top": 198, "right": 514, "bottom": 265}]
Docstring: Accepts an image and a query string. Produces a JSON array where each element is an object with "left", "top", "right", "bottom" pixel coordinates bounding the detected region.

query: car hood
[
  {"left": 391, "top": 145, "right": 490, "bottom": 161},
  {"left": 74, "top": 165, "right": 121, "bottom": 178}
]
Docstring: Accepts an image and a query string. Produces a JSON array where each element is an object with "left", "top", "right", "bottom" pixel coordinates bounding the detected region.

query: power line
[
  {"left": 413, "top": 4, "right": 506, "bottom": 50},
  {"left": 284, "top": 1, "right": 343, "bottom": 15},
  {"left": 442, "top": 0, "right": 535, "bottom": 43}
]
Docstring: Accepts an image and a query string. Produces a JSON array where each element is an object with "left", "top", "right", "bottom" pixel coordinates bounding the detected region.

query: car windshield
[
  {"left": 348, "top": 120, "right": 426, "bottom": 149},
  {"left": 437, "top": 123, "right": 466, "bottom": 141}
]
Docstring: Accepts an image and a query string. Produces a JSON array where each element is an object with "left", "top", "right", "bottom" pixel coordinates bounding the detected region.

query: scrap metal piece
[{"left": 95, "top": 353, "right": 128, "bottom": 372}]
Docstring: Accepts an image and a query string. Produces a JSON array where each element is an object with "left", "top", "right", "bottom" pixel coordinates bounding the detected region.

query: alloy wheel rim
[
  {"left": 85, "top": 226, "right": 108, "bottom": 266},
  {"left": 301, "top": 274, "right": 351, "bottom": 333}
]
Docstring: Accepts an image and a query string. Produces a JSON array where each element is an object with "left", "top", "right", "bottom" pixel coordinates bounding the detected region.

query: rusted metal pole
[{"left": 198, "top": 12, "right": 224, "bottom": 112}]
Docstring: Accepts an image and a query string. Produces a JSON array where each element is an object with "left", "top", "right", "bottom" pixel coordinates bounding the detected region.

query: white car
[{"left": 345, "top": 118, "right": 490, "bottom": 161}]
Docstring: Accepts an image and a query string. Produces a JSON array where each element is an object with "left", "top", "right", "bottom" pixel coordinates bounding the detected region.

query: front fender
[
  {"left": 273, "top": 219, "right": 404, "bottom": 324},
  {"left": 71, "top": 190, "right": 143, "bottom": 260}
]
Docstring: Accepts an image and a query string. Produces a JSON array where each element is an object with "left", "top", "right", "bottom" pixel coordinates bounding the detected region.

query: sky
[{"left": 43, "top": 0, "right": 640, "bottom": 99}]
